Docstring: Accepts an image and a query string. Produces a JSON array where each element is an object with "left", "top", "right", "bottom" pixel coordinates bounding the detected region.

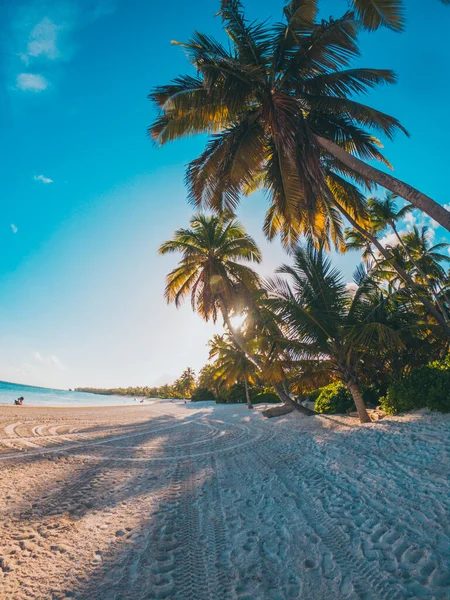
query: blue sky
[{"left": 0, "top": 0, "right": 449, "bottom": 389}]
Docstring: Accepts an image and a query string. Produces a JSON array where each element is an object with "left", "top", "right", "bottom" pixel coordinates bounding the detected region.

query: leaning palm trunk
[
  {"left": 244, "top": 378, "right": 253, "bottom": 409},
  {"left": 316, "top": 135, "right": 450, "bottom": 232},
  {"left": 345, "top": 377, "right": 371, "bottom": 424},
  {"left": 218, "top": 298, "right": 314, "bottom": 415},
  {"left": 337, "top": 205, "right": 450, "bottom": 337}
]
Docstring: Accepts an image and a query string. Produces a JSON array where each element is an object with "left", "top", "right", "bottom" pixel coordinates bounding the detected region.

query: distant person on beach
[{"left": 14, "top": 397, "right": 24, "bottom": 406}]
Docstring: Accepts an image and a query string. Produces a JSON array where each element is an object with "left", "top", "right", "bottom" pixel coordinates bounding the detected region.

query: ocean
[{"left": 0, "top": 381, "right": 145, "bottom": 407}]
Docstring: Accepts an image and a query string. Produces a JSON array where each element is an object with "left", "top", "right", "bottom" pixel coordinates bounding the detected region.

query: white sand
[{"left": 0, "top": 402, "right": 449, "bottom": 599}]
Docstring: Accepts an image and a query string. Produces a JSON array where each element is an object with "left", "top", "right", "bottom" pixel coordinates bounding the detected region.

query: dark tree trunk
[
  {"left": 315, "top": 135, "right": 450, "bottom": 232},
  {"left": 244, "top": 378, "right": 253, "bottom": 409},
  {"left": 273, "top": 383, "right": 315, "bottom": 416}
]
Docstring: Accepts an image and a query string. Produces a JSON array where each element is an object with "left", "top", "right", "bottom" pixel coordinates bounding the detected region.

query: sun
[{"left": 230, "top": 313, "right": 246, "bottom": 330}]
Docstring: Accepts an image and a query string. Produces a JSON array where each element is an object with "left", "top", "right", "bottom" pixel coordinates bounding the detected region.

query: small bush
[
  {"left": 191, "top": 387, "right": 215, "bottom": 401},
  {"left": 216, "top": 383, "right": 250, "bottom": 404},
  {"left": 314, "top": 383, "right": 354, "bottom": 414},
  {"left": 381, "top": 359, "right": 450, "bottom": 415},
  {"left": 252, "top": 391, "right": 281, "bottom": 404},
  {"left": 305, "top": 388, "right": 322, "bottom": 404}
]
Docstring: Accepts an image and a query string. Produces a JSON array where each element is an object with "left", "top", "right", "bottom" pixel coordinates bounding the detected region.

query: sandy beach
[{"left": 0, "top": 402, "right": 449, "bottom": 600}]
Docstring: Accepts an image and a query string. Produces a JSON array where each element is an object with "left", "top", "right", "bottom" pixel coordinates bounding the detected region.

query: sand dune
[{"left": 0, "top": 402, "right": 449, "bottom": 599}]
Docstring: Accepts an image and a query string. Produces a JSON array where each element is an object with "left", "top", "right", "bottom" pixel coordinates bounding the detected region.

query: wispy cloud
[
  {"left": 16, "top": 72, "right": 48, "bottom": 91},
  {"left": 9, "top": 1, "right": 117, "bottom": 94},
  {"left": 26, "top": 17, "right": 61, "bottom": 60},
  {"left": 48, "top": 355, "right": 66, "bottom": 370},
  {"left": 34, "top": 174, "right": 53, "bottom": 184},
  {"left": 11, "top": 224, "right": 18, "bottom": 234},
  {"left": 32, "top": 350, "right": 66, "bottom": 370}
]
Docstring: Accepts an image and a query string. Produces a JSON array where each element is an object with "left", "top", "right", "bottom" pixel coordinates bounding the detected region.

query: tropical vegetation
[{"left": 87, "top": 1, "right": 450, "bottom": 423}]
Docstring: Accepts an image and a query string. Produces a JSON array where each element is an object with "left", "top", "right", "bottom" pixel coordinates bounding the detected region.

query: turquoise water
[{"left": 0, "top": 381, "right": 144, "bottom": 407}]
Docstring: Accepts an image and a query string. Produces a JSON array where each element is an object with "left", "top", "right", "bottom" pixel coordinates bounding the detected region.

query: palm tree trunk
[
  {"left": 272, "top": 383, "right": 315, "bottom": 415},
  {"left": 392, "top": 226, "right": 450, "bottom": 323},
  {"left": 244, "top": 378, "right": 253, "bottom": 409},
  {"left": 315, "top": 135, "right": 450, "bottom": 232},
  {"left": 218, "top": 298, "right": 264, "bottom": 369},
  {"left": 337, "top": 205, "right": 450, "bottom": 337},
  {"left": 218, "top": 297, "right": 314, "bottom": 415},
  {"left": 345, "top": 377, "right": 371, "bottom": 424}
]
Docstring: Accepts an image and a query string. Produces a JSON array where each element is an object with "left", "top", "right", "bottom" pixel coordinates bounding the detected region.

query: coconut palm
[
  {"left": 346, "top": 0, "right": 448, "bottom": 32},
  {"left": 368, "top": 196, "right": 450, "bottom": 321},
  {"left": 159, "top": 213, "right": 261, "bottom": 331},
  {"left": 149, "top": 0, "right": 450, "bottom": 235},
  {"left": 338, "top": 202, "right": 450, "bottom": 336},
  {"left": 345, "top": 227, "right": 377, "bottom": 265},
  {"left": 265, "top": 244, "right": 406, "bottom": 423},
  {"left": 208, "top": 333, "right": 258, "bottom": 408},
  {"left": 160, "top": 213, "right": 314, "bottom": 413},
  {"left": 174, "top": 367, "right": 197, "bottom": 398},
  {"left": 402, "top": 226, "right": 450, "bottom": 286}
]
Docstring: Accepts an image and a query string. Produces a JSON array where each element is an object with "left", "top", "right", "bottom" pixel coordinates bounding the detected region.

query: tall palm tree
[
  {"left": 174, "top": 367, "right": 197, "bottom": 398},
  {"left": 369, "top": 196, "right": 450, "bottom": 322},
  {"left": 402, "top": 226, "right": 450, "bottom": 286},
  {"left": 266, "top": 244, "right": 406, "bottom": 423},
  {"left": 149, "top": 0, "right": 450, "bottom": 234},
  {"left": 159, "top": 213, "right": 261, "bottom": 334},
  {"left": 345, "top": 227, "right": 377, "bottom": 264},
  {"left": 160, "top": 213, "right": 314, "bottom": 413},
  {"left": 338, "top": 203, "right": 450, "bottom": 336},
  {"left": 208, "top": 333, "right": 258, "bottom": 408}
]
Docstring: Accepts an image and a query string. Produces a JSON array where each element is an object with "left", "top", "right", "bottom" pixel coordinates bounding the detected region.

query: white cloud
[
  {"left": 9, "top": 1, "right": 117, "bottom": 93},
  {"left": 16, "top": 72, "right": 48, "bottom": 91},
  {"left": 379, "top": 231, "right": 401, "bottom": 248},
  {"left": 424, "top": 227, "right": 436, "bottom": 244},
  {"left": 33, "top": 351, "right": 43, "bottom": 361},
  {"left": 48, "top": 355, "right": 66, "bottom": 370},
  {"left": 34, "top": 174, "right": 53, "bottom": 184},
  {"left": 403, "top": 211, "right": 417, "bottom": 230},
  {"left": 27, "top": 17, "right": 61, "bottom": 60},
  {"left": 11, "top": 224, "right": 18, "bottom": 234}
]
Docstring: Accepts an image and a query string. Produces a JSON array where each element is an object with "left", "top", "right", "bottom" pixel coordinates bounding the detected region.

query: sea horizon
[{"left": 0, "top": 380, "right": 156, "bottom": 407}]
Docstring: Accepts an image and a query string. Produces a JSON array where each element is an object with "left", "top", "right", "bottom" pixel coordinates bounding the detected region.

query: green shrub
[
  {"left": 191, "top": 387, "right": 215, "bottom": 401},
  {"left": 381, "top": 359, "right": 450, "bottom": 415},
  {"left": 252, "top": 391, "right": 280, "bottom": 404},
  {"left": 305, "top": 388, "right": 322, "bottom": 404},
  {"left": 314, "top": 383, "right": 354, "bottom": 414},
  {"left": 217, "top": 383, "right": 248, "bottom": 404}
]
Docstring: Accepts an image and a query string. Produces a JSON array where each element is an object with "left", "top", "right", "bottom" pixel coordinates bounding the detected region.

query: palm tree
[
  {"left": 338, "top": 203, "right": 450, "bottom": 336},
  {"left": 208, "top": 333, "right": 258, "bottom": 408},
  {"left": 402, "top": 226, "right": 450, "bottom": 286},
  {"left": 174, "top": 367, "right": 197, "bottom": 398},
  {"left": 159, "top": 213, "right": 261, "bottom": 334},
  {"left": 369, "top": 196, "right": 450, "bottom": 322},
  {"left": 345, "top": 227, "right": 377, "bottom": 265},
  {"left": 266, "top": 244, "right": 406, "bottom": 423},
  {"left": 159, "top": 213, "right": 314, "bottom": 413},
  {"left": 149, "top": 0, "right": 450, "bottom": 234},
  {"left": 346, "top": 0, "right": 448, "bottom": 31}
]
